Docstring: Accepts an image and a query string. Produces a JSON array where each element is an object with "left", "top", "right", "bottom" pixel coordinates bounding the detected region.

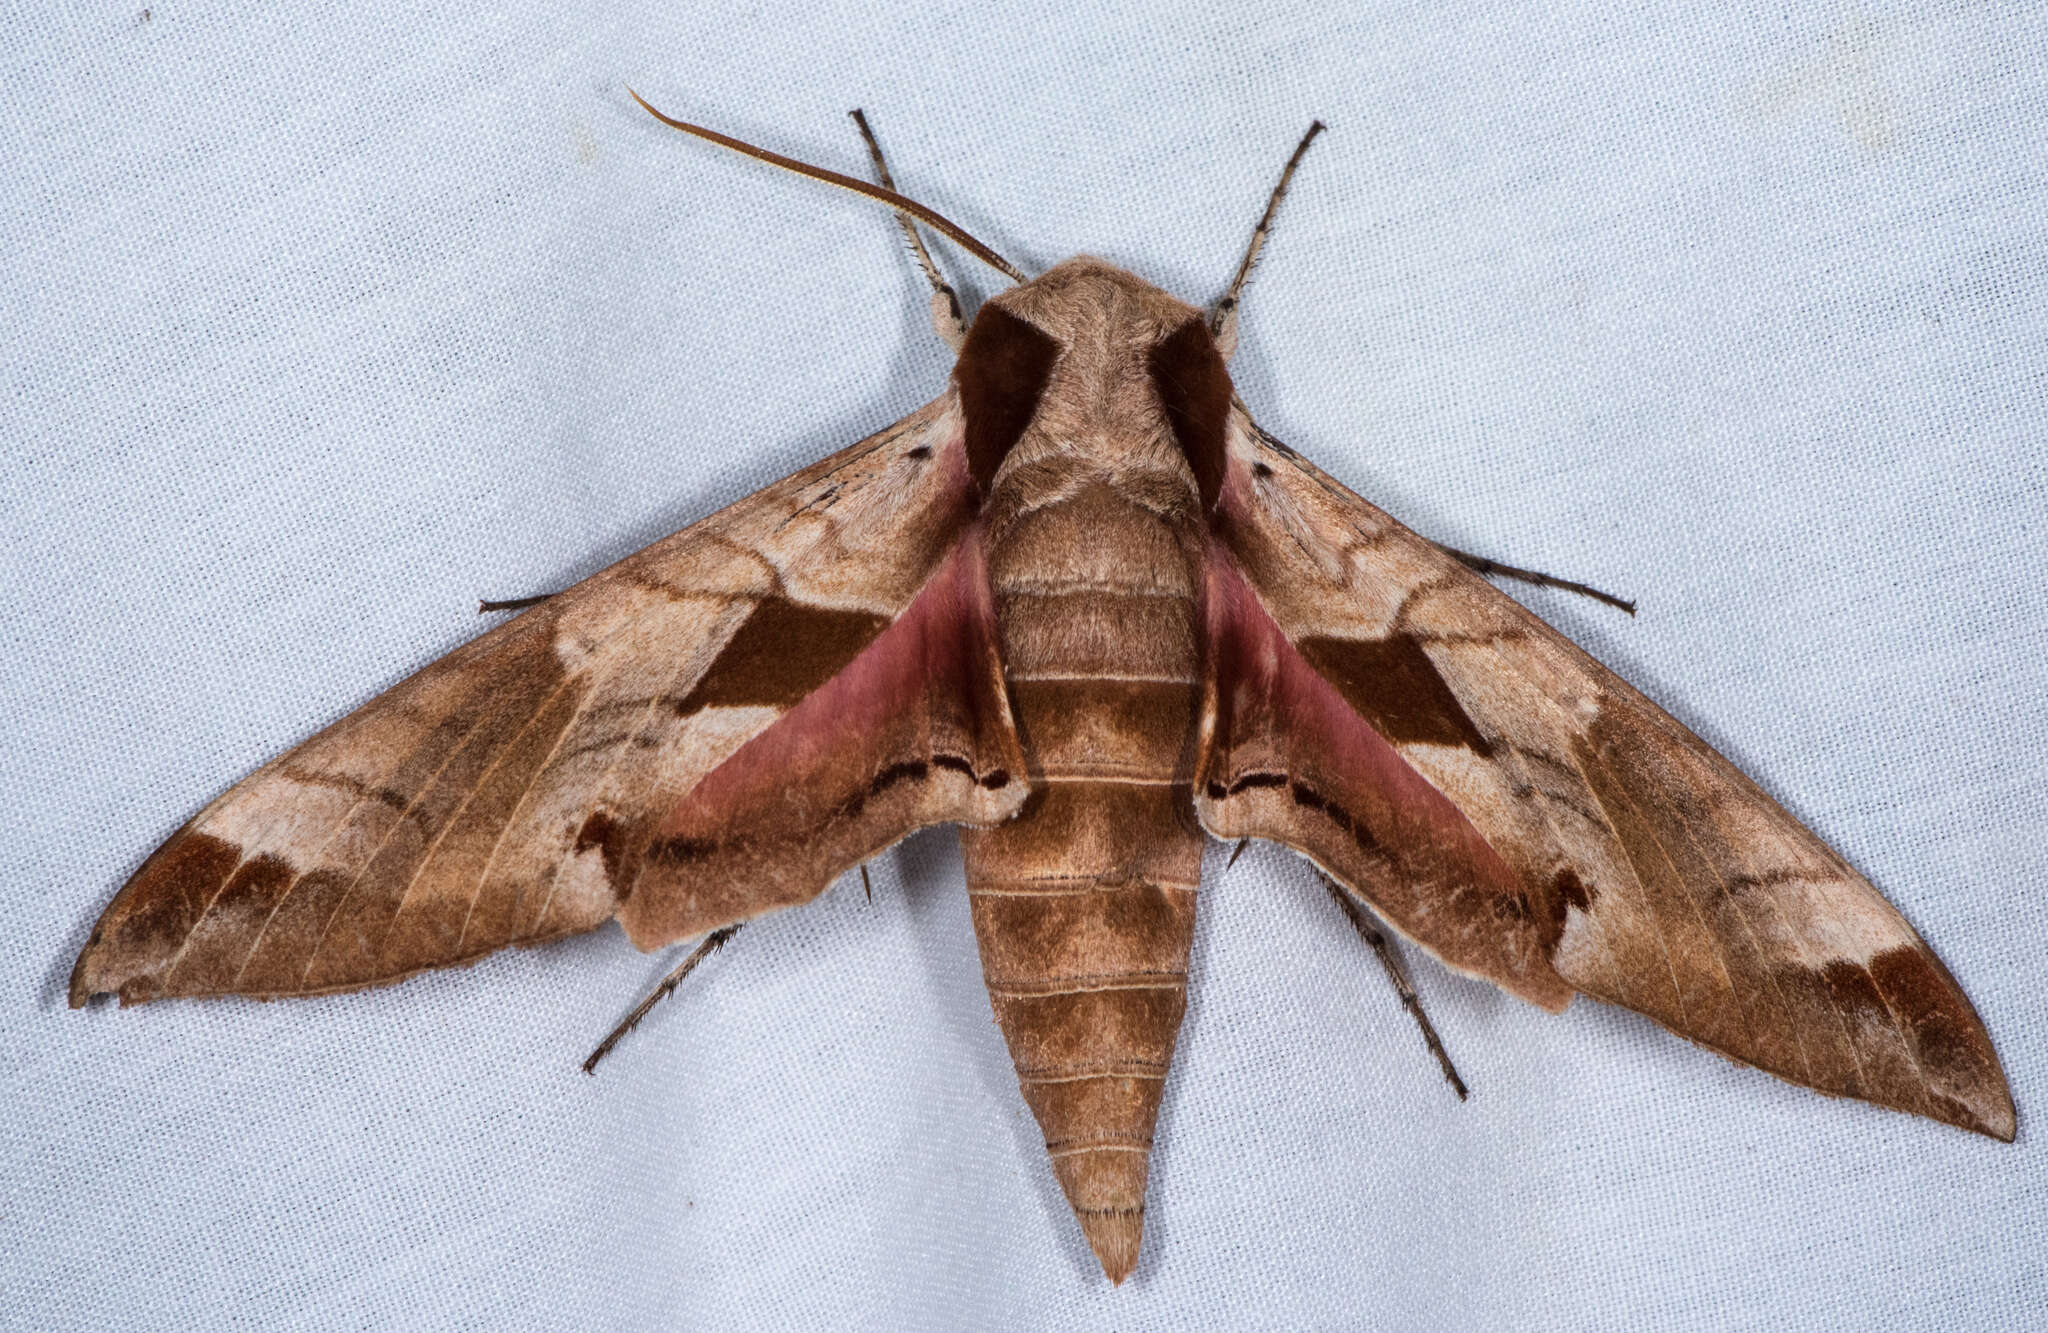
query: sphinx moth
[{"left": 70, "top": 98, "right": 2014, "bottom": 1285}]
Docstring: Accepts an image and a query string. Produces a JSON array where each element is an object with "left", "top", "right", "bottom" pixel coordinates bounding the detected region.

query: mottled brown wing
[
  {"left": 73, "top": 395, "right": 1029, "bottom": 1006},
  {"left": 1197, "top": 408, "right": 2013, "bottom": 1140}
]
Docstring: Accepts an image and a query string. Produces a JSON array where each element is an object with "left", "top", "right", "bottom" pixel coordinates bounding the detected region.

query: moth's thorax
[
  {"left": 955, "top": 254, "right": 1220, "bottom": 764},
  {"left": 966, "top": 257, "right": 1221, "bottom": 500},
  {"left": 967, "top": 260, "right": 1215, "bottom": 682}
]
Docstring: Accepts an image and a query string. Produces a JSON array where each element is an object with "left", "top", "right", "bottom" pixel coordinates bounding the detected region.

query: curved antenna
[
  {"left": 628, "top": 90, "right": 1027, "bottom": 284},
  {"left": 849, "top": 107, "right": 964, "bottom": 340},
  {"left": 1210, "top": 120, "right": 1325, "bottom": 357}
]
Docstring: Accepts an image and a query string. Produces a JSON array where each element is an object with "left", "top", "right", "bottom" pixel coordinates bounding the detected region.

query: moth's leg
[
  {"left": 1319, "top": 872, "right": 1469, "bottom": 1102},
  {"left": 582, "top": 924, "right": 742, "bottom": 1075},
  {"left": 1433, "top": 543, "right": 1636, "bottom": 616},
  {"left": 1209, "top": 121, "right": 1326, "bottom": 361},
  {"left": 477, "top": 592, "right": 558, "bottom": 615},
  {"left": 848, "top": 108, "right": 967, "bottom": 351}
]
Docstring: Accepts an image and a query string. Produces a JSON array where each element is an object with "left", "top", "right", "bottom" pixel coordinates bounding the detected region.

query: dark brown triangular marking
[
  {"left": 1295, "top": 635, "right": 1493, "bottom": 754},
  {"left": 1553, "top": 868, "right": 1593, "bottom": 913},
  {"left": 674, "top": 597, "right": 889, "bottom": 715},
  {"left": 955, "top": 304, "right": 1060, "bottom": 493},
  {"left": 1148, "top": 317, "right": 1231, "bottom": 509},
  {"left": 1538, "top": 867, "right": 1596, "bottom": 951},
  {"left": 575, "top": 809, "right": 628, "bottom": 885}
]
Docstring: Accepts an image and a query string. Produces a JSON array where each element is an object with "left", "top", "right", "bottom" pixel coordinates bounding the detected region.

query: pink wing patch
[
  {"left": 617, "top": 532, "right": 1028, "bottom": 949},
  {"left": 1197, "top": 549, "right": 1573, "bottom": 1010}
]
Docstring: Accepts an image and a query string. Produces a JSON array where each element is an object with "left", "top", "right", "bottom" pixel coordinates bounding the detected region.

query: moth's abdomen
[{"left": 960, "top": 476, "right": 1206, "bottom": 1283}]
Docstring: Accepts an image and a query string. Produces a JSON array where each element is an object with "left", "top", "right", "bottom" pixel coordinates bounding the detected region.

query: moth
[{"left": 71, "top": 95, "right": 2014, "bottom": 1285}]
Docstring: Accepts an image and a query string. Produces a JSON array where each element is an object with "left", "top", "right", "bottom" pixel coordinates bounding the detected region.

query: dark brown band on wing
[
  {"left": 1147, "top": 317, "right": 1232, "bottom": 510},
  {"left": 955, "top": 304, "right": 1060, "bottom": 494},
  {"left": 674, "top": 597, "right": 889, "bottom": 715},
  {"left": 1295, "top": 634, "right": 1494, "bottom": 755}
]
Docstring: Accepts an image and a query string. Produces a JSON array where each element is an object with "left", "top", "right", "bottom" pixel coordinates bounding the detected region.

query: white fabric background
[{"left": 5, "top": 1, "right": 2044, "bottom": 1327}]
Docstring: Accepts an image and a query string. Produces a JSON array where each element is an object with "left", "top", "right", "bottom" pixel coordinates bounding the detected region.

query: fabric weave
[{"left": 5, "top": 1, "right": 2043, "bottom": 1327}]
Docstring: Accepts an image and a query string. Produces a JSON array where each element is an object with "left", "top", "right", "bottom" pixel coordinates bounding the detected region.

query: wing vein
[
  {"left": 1573, "top": 736, "right": 1699, "bottom": 1030},
  {"left": 296, "top": 706, "right": 505, "bottom": 986}
]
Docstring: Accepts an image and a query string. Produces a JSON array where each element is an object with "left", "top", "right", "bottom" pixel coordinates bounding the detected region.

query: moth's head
[
  {"left": 977, "top": 256, "right": 1205, "bottom": 344},
  {"left": 951, "top": 258, "right": 1233, "bottom": 507}
]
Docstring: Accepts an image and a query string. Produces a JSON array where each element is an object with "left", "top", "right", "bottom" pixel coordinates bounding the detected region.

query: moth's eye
[
  {"left": 1148, "top": 317, "right": 1232, "bottom": 509},
  {"left": 954, "top": 304, "right": 1059, "bottom": 493}
]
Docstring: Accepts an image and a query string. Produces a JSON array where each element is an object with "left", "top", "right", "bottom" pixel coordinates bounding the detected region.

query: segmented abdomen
[{"left": 959, "top": 477, "right": 1206, "bottom": 1282}]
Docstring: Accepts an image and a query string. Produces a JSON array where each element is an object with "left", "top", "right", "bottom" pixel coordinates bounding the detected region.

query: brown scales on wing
[{"left": 69, "top": 396, "right": 1034, "bottom": 1007}]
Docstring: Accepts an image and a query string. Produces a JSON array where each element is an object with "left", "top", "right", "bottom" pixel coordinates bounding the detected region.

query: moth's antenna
[
  {"left": 1211, "top": 120, "right": 1326, "bottom": 358},
  {"left": 849, "top": 109, "right": 951, "bottom": 304},
  {"left": 629, "top": 90, "right": 1027, "bottom": 285},
  {"left": 849, "top": 107, "right": 967, "bottom": 348}
]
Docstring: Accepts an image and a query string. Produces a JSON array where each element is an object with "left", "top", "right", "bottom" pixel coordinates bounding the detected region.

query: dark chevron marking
[
  {"left": 929, "top": 753, "right": 1013, "bottom": 788},
  {"left": 1203, "top": 772, "right": 1287, "bottom": 799},
  {"left": 1287, "top": 779, "right": 1381, "bottom": 852},
  {"left": 868, "top": 759, "right": 932, "bottom": 795},
  {"left": 1205, "top": 769, "right": 1391, "bottom": 857},
  {"left": 645, "top": 752, "right": 1012, "bottom": 866}
]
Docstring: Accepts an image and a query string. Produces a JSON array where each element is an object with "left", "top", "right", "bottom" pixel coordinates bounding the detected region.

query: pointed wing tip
[
  {"left": 1896, "top": 946, "right": 2017, "bottom": 1143},
  {"left": 68, "top": 948, "right": 156, "bottom": 1009},
  {"left": 69, "top": 881, "right": 178, "bottom": 1008},
  {"left": 67, "top": 935, "right": 115, "bottom": 1009},
  {"left": 1956, "top": 1079, "right": 2017, "bottom": 1143},
  {"left": 67, "top": 945, "right": 93, "bottom": 1008}
]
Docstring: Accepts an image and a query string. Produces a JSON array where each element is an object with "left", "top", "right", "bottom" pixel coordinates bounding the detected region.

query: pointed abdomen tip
[{"left": 1079, "top": 1207, "right": 1143, "bottom": 1284}]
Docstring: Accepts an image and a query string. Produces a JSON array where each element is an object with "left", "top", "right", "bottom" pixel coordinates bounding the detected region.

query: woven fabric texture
[{"left": 5, "top": 1, "right": 2044, "bottom": 1327}]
